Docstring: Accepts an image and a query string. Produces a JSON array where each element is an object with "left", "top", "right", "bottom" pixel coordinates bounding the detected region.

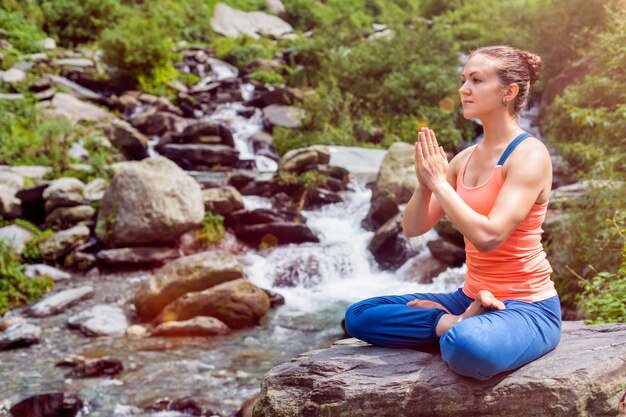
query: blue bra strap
[{"left": 497, "top": 132, "right": 533, "bottom": 166}]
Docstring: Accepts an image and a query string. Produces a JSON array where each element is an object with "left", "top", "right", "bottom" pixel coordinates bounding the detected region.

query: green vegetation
[
  {"left": 0, "top": 239, "right": 54, "bottom": 316},
  {"left": 197, "top": 212, "right": 225, "bottom": 244},
  {"left": 542, "top": 7, "right": 625, "bottom": 323},
  {"left": 0, "top": 0, "right": 623, "bottom": 323},
  {"left": 40, "top": 0, "right": 123, "bottom": 46}
]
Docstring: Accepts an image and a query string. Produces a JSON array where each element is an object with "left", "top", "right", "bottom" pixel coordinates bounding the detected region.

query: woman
[{"left": 344, "top": 45, "right": 562, "bottom": 381}]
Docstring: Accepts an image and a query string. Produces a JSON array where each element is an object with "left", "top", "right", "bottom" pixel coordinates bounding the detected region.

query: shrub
[
  {"left": 542, "top": 8, "right": 625, "bottom": 314},
  {"left": 40, "top": 0, "right": 123, "bottom": 46},
  {"left": 0, "top": 9, "right": 46, "bottom": 55},
  {"left": 575, "top": 211, "right": 626, "bottom": 324},
  {"left": 99, "top": 10, "right": 178, "bottom": 87},
  {"left": 250, "top": 69, "right": 285, "bottom": 85},
  {"left": 0, "top": 239, "right": 54, "bottom": 316}
]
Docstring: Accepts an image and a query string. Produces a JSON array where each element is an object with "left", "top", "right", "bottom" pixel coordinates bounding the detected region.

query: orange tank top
[{"left": 455, "top": 137, "right": 557, "bottom": 302}]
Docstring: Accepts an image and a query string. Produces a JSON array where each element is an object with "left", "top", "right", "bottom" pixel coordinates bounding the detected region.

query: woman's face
[{"left": 459, "top": 54, "right": 508, "bottom": 119}]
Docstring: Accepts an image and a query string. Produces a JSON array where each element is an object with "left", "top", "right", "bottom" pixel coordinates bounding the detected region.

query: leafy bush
[
  {"left": 0, "top": 9, "right": 45, "bottom": 53},
  {"left": 250, "top": 69, "right": 285, "bottom": 85},
  {"left": 576, "top": 211, "right": 626, "bottom": 324},
  {"left": 99, "top": 10, "right": 178, "bottom": 87},
  {"left": 213, "top": 36, "right": 276, "bottom": 68},
  {"left": 0, "top": 239, "right": 54, "bottom": 316},
  {"left": 40, "top": 0, "right": 123, "bottom": 46},
  {"left": 541, "top": 8, "right": 626, "bottom": 315}
]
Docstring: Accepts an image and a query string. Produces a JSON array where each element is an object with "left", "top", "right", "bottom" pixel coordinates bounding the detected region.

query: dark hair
[{"left": 468, "top": 45, "right": 544, "bottom": 115}]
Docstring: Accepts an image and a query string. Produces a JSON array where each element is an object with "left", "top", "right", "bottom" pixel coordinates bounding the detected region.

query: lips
[{"left": 462, "top": 100, "right": 473, "bottom": 104}]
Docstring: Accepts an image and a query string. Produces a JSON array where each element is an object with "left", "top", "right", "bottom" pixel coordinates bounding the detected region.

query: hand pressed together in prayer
[{"left": 414, "top": 127, "right": 449, "bottom": 191}]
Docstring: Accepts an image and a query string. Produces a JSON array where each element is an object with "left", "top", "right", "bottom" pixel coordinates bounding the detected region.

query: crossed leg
[{"left": 438, "top": 296, "right": 562, "bottom": 380}]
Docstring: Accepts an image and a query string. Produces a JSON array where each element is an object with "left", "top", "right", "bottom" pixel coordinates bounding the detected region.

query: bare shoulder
[{"left": 505, "top": 136, "right": 552, "bottom": 172}]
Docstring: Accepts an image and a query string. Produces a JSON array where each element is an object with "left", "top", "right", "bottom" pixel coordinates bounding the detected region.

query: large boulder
[
  {"left": 253, "top": 321, "right": 626, "bottom": 417},
  {"left": 367, "top": 213, "right": 421, "bottom": 270},
  {"left": 95, "top": 157, "right": 204, "bottom": 247},
  {"left": 263, "top": 105, "right": 306, "bottom": 130},
  {"left": 38, "top": 93, "right": 113, "bottom": 123},
  {"left": 372, "top": 142, "right": 417, "bottom": 204},
  {"left": 155, "top": 278, "right": 270, "bottom": 329},
  {"left": 135, "top": 251, "right": 245, "bottom": 320},
  {"left": 211, "top": 3, "right": 293, "bottom": 39},
  {"left": 279, "top": 145, "right": 331, "bottom": 173}
]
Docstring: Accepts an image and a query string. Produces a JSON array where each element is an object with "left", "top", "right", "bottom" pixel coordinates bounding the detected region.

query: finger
[
  {"left": 439, "top": 146, "right": 447, "bottom": 160},
  {"left": 420, "top": 132, "right": 429, "bottom": 159},
  {"left": 416, "top": 139, "right": 424, "bottom": 163},
  {"left": 430, "top": 129, "right": 439, "bottom": 146}
]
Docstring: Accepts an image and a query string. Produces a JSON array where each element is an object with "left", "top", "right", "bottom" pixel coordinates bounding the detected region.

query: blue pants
[{"left": 344, "top": 287, "right": 562, "bottom": 381}]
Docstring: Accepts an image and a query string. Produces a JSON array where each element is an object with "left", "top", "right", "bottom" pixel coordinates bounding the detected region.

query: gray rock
[
  {"left": 37, "top": 93, "right": 112, "bottom": 123},
  {"left": 38, "top": 224, "right": 90, "bottom": 261},
  {"left": 41, "top": 37, "right": 56, "bottom": 49},
  {"left": 29, "top": 285, "right": 93, "bottom": 317},
  {"left": 105, "top": 119, "right": 149, "bottom": 160},
  {"left": 95, "top": 157, "right": 204, "bottom": 247},
  {"left": 0, "top": 93, "right": 24, "bottom": 100},
  {"left": 211, "top": 3, "right": 293, "bottom": 39},
  {"left": 372, "top": 142, "right": 417, "bottom": 204},
  {"left": 279, "top": 145, "right": 330, "bottom": 173},
  {"left": 0, "top": 224, "right": 33, "bottom": 255},
  {"left": 202, "top": 186, "right": 244, "bottom": 215},
  {"left": 43, "top": 177, "right": 85, "bottom": 213},
  {"left": 96, "top": 246, "right": 181, "bottom": 266},
  {"left": 47, "top": 75, "right": 104, "bottom": 102},
  {"left": 24, "top": 264, "right": 72, "bottom": 281},
  {"left": 367, "top": 213, "right": 421, "bottom": 270},
  {"left": 254, "top": 321, "right": 626, "bottom": 417},
  {"left": 361, "top": 191, "right": 399, "bottom": 231},
  {"left": 0, "top": 171, "right": 24, "bottom": 219},
  {"left": 51, "top": 58, "right": 94, "bottom": 68},
  {"left": 263, "top": 105, "right": 306, "bottom": 129},
  {"left": 0, "top": 322, "right": 42, "bottom": 350},
  {"left": 83, "top": 178, "right": 108, "bottom": 202},
  {"left": 151, "top": 316, "right": 231, "bottom": 337},
  {"left": 2, "top": 68, "right": 26, "bottom": 83},
  {"left": 67, "top": 304, "right": 129, "bottom": 337},
  {"left": 161, "top": 143, "right": 240, "bottom": 168},
  {"left": 45, "top": 205, "right": 95, "bottom": 229}
]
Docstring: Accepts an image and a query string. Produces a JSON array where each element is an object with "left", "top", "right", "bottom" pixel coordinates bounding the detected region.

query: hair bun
[{"left": 520, "top": 51, "right": 544, "bottom": 84}]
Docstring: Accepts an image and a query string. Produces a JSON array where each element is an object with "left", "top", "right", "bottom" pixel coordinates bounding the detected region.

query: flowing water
[
  {"left": 0, "top": 76, "right": 478, "bottom": 416},
  {"left": 0, "top": 171, "right": 465, "bottom": 416}
]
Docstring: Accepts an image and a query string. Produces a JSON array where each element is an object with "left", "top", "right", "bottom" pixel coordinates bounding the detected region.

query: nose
[{"left": 459, "top": 81, "right": 470, "bottom": 97}]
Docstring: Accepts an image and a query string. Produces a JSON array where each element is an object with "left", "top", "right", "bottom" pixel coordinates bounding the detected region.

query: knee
[
  {"left": 439, "top": 324, "right": 500, "bottom": 381},
  {"left": 344, "top": 301, "right": 367, "bottom": 339}
]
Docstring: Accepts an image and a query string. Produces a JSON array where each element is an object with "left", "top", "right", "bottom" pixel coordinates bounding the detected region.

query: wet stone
[{"left": 9, "top": 393, "right": 83, "bottom": 417}]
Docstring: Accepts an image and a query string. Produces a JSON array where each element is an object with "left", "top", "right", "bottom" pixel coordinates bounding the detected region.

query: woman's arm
[
  {"left": 402, "top": 133, "right": 467, "bottom": 238},
  {"left": 417, "top": 129, "right": 551, "bottom": 252}
]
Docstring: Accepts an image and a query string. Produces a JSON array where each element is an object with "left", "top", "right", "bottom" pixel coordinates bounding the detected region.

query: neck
[{"left": 479, "top": 111, "right": 522, "bottom": 148}]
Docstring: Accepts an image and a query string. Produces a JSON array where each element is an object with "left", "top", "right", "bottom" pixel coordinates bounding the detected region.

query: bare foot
[
  {"left": 406, "top": 299, "right": 451, "bottom": 314},
  {"left": 435, "top": 290, "right": 506, "bottom": 337}
]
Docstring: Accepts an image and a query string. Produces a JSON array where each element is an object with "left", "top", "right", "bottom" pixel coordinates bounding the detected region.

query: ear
[{"left": 505, "top": 83, "right": 519, "bottom": 101}]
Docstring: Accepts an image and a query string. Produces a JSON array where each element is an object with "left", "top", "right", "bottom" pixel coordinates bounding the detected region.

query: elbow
[
  {"left": 474, "top": 235, "right": 503, "bottom": 252},
  {"left": 471, "top": 228, "right": 503, "bottom": 252}
]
